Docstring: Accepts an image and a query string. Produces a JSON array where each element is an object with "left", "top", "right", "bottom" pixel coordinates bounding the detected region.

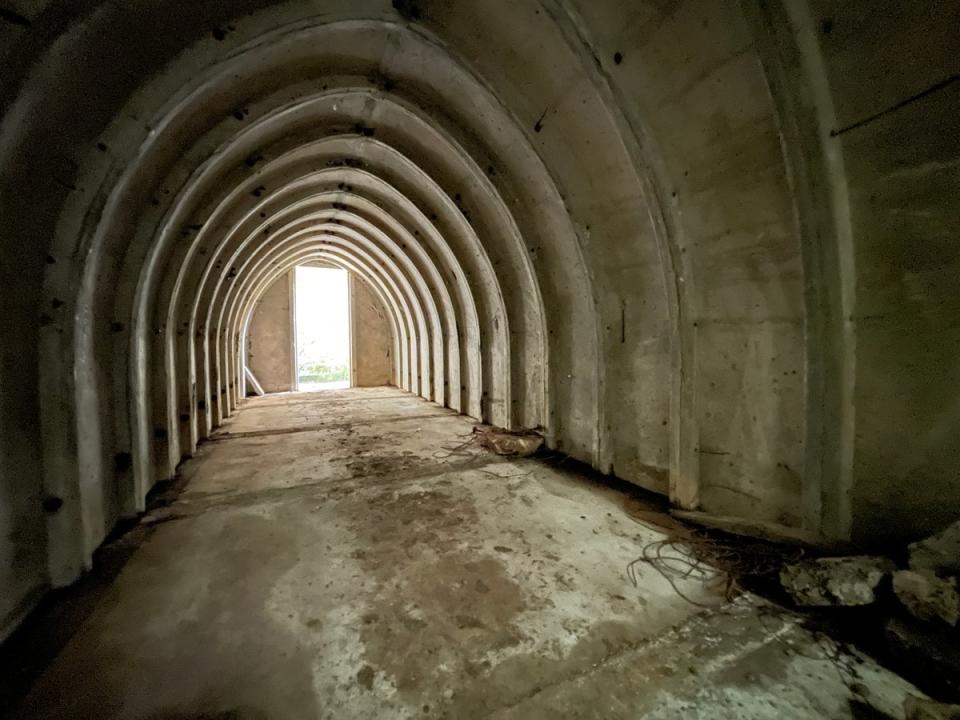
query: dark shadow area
[{"left": 0, "top": 472, "right": 191, "bottom": 717}]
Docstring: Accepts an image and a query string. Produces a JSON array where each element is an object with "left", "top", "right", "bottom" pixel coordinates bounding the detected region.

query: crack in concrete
[
  {"left": 831, "top": 73, "right": 959, "bottom": 136},
  {"left": 478, "top": 602, "right": 796, "bottom": 717}
]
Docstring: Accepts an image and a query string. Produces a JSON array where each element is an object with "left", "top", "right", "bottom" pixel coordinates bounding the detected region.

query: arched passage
[
  {"left": 1, "top": 5, "right": 957, "bottom": 700},
  {"left": 238, "top": 253, "right": 403, "bottom": 395}
]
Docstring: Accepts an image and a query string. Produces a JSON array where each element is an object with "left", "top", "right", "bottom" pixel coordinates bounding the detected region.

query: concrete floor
[{"left": 10, "top": 389, "right": 919, "bottom": 719}]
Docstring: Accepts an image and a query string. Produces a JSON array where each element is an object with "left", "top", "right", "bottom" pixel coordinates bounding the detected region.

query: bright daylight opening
[{"left": 294, "top": 265, "right": 350, "bottom": 391}]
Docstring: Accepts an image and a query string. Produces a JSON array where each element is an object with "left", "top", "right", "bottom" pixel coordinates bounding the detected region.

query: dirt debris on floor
[
  {"left": 472, "top": 424, "right": 544, "bottom": 457},
  {"left": 1, "top": 389, "right": 937, "bottom": 719}
]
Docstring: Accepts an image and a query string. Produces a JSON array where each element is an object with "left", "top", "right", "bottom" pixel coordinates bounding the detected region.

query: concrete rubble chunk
[
  {"left": 780, "top": 555, "right": 895, "bottom": 606},
  {"left": 909, "top": 520, "right": 960, "bottom": 577},
  {"left": 904, "top": 695, "right": 960, "bottom": 720},
  {"left": 893, "top": 570, "right": 960, "bottom": 627},
  {"left": 473, "top": 425, "right": 543, "bottom": 457}
]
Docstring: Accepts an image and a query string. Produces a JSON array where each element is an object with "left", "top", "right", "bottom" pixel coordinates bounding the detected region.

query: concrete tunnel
[{"left": 1, "top": 1, "right": 959, "bottom": 717}]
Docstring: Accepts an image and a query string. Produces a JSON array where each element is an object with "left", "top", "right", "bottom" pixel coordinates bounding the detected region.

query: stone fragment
[
  {"left": 780, "top": 555, "right": 895, "bottom": 606},
  {"left": 893, "top": 570, "right": 960, "bottom": 627},
  {"left": 904, "top": 695, "right": 960, "bottom": 720},
  {"left": 910, "top": 520, "right": 960, "bottom": 577}
]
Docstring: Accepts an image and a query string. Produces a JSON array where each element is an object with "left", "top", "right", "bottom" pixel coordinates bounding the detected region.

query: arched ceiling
[
  {"left": 1, "top": 1, "right": 830, "bottom": 587},
  {"left": 1, "top": 0, "right": 957, "bottom": 627}
]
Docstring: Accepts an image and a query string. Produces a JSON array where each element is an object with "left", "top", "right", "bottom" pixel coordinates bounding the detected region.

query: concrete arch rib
[
  {"left": 212, "top": 210, "right": 447, "bottom": 419},
  {"left": 175, "top": 165, "right": 490, "bottom": 454},
  {"left": 306, "top": 209, "right": 453, "bottom": 411},
  {"left": 236, "top": 254, "right": 398, "bottom": 397},
  {"left": 67, "top": 22, "right": 568, "bottom": 540},
  {"left": 176, "top": 160, "right": 489, "bottom": 450},
  {"left": 124, "top": 70, "right": 560, "bottom": 504},
  {"left": 142, "top": 96, "right": 520, "bottom": 478},
  {"left": 133, "top": 88, "right": 516, "bottom": 480},
  {"left": 113, "top": 100, "right": 506, "bottom": 512},
  {"left": 153, "top": 179, "right": 474, "bottom": 482},
  {"left": 210, "top": 194, "right": 461, "bottom": 419},
  {"left": 223, "top": 239, "right": 413, "bottom": 407},
  {"left": 217, "top": 229, "right": 421, "bottom": 411},
  {"left": 235, "top": 246, "right": 404, "bottom": 400},
  {"left": 39, "top": 16, "right": 595, "bottom": 582},
  {"left": 175, "top": 137, "right": 505, "bottom": 445},
  {"left": 8, "top": 0, "right": 941, "bottom": 631},
  {"left": 217, "top": 229, "right": 427, "bottom": 419}
]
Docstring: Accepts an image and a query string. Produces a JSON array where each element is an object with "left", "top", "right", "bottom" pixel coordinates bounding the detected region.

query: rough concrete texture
[
  {"left": 893, "top": 570, "right": 960, "bottom": 627},
  {"left": 247, "top": 270, "right": 295, "bottom": 393},
  {"left": 909, "top": 521, "right": 960, "bottom": 577},
  {"left": 825, "top": 2, "right": 960, "bottom": 545},
  {"left": 9, "top": 390, "right": 923, "bottom": 719},
  {"left": 350, "top": 272, "right": 393, "bottom": 387},
  {"left": 885, "top": 617, "right": 960, "bottom": 702},
  {"left": 1, "top": 0, "right": 959, "bottom": 646},
  {"left": 780, "top": 556, "right": 895, "bottom": 606},
  {"left": 905, "top": 695, "right": 960, "bottom": 720}
]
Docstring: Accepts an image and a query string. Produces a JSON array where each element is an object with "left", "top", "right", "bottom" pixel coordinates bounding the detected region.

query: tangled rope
[{"left": 626, "top": 521, "right": 805, "bottom": 608}]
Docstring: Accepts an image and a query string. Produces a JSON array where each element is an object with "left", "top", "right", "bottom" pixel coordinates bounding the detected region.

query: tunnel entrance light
[{"left": 294, "top": 265, "right": 350, "bottom": 391}]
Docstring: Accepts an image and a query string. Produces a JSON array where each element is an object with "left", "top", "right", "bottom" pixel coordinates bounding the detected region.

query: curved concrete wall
[
  {"left": 1, "top": 0, "right": 957, "bottom": 637},
  {"left": 351, "top": 271, "right": 394, "bottom": 387},
  {"left": 246, "top": 265, "right": 392, "bottom": 392},
  {"left": 247, "top": 270, "right": 294, "bottom": 394}
]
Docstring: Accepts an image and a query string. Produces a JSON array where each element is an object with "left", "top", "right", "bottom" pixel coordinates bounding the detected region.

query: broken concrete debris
[
  {"left": 779, "top": 555, "right": 895, "bottom": 606},
  {"left": 909, "top": 520, "right": 960, "bottom": 577},
  {"left": 776, "top": 520, "right": 960, "bottom": 707},
  {"left": 473, "top": 424, "right": 543, "bottom": 457},
  {"left": 779, "top": 520, "right": 960, "bottom": 614},
  {"left": 886, "top": 520, "right": 960, "bottom": 706},
  {"left": 904, "top": 695, "right": 960, "bottom": 720},
  {"left": 893, "top": 570, "right": 960, "bottom": 627}
]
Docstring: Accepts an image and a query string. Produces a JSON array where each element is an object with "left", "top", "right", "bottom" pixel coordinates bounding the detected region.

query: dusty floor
[{"left": 9, "top": 388, "right": 920, "bottom": 719}]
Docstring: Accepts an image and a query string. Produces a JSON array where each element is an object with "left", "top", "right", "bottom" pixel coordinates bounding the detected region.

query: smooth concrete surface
[
  {"left": 351, "top": 272, "right": 394, "bottom": 387},
  {"left": 247, "top": 271, "right": 295, "bottom": 393},
  {"left": 0, "top": 0, "right": 958, "bottom": 642},
  {"left": 9, "top": 389, "right": 920, "bottom": 719}
]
